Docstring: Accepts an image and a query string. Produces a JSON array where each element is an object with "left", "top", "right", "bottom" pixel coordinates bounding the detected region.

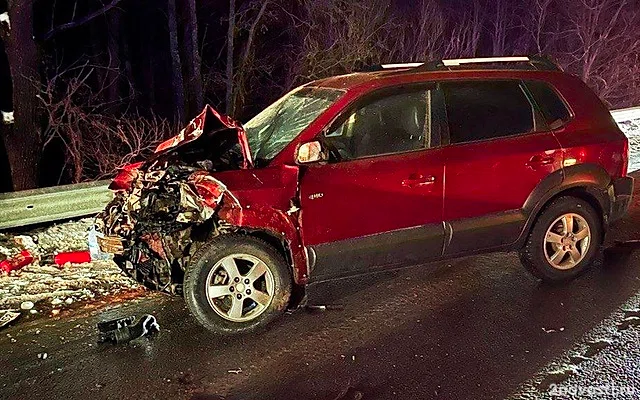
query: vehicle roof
[{"left": 308, "top": 68, "right": 572, "bottom": 92}]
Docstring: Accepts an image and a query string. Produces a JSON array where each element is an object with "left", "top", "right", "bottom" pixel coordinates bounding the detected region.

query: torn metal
[
  {"left": 98, "top": 105, "right": 307, "bottom": 294},
  {"left": 98, "top": 106, "right": 251, "bottom": 292}
]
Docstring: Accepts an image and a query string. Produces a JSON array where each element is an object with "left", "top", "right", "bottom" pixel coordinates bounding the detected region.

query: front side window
[
  {"left": 245, "top": 87, "right": 344, "bottom": 164},
  {"left": 323, "top": 88, "right": 441, "bottom": 161},
  {"left": 442, "top": 81, "right": 538, "bottom": 144}
]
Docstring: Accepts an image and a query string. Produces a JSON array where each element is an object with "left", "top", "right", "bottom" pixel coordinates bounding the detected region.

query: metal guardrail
[
  {"left": 0, "top": 107, "right": 639, "bottom": 231},
  {"left": 0, "top": 180, "right": 112, "bottom": 230}
]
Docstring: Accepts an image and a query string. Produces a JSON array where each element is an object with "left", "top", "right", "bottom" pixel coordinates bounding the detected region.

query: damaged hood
[{"left": 155, "top": 105, "right": 253, "bottom": 169}]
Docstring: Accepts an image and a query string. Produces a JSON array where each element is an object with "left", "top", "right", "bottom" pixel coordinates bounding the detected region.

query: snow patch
[
  {"left": 0, "top": 219, "right": 140, "bottom": 311},
  {"left": 618, "top": 119, "right": 640, "bottom": 173}
]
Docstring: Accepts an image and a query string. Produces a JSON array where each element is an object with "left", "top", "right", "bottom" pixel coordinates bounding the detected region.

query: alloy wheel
[
  {"left": 205, "top": 254, "right": 275, "bottom": 322},
  {"left": 543, "top": 213, "right": 591, "bottom": 270}
]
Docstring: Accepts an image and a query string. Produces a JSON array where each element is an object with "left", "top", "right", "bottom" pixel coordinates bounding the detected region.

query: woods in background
[{"left": 0, "top": 0, "right": 639, "bottom": 190}]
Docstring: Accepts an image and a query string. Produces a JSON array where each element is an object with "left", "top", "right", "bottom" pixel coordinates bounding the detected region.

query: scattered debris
[
  {"left": 37, "top": 352, "right": 48, "bottom": 360},
  {"left": 568, "top": 354, "right": 592, "bottom": 365},
  {"left": 0, "top": 250, "right": 34, "bottom": 274},
  {"left": 98, "top": 314, "right": 160, "bottom": 345},
  {"left": 0, "top": 310, "right": 20, "bottom": 329},
  {"left": 618, "top": 316, "right": 640, "bottom": 330},
  {"left": 53, "top": 251, "right": 92, "bottom": 266},
  {"left": 583, "top": 339, "right": 613, "bottom": 358},
  {"left": 542, "top": 327, "right": 556, "bottom": 333},
  {"left": 333, "top": 386, "right": 364, "bottom": 400},
  {"left": 306, "top": 305, "right": 345, "bottom": 312},
  {"left": 20, "top": 301, "right": 34, "bottom": 310},
  {"left": 539, "top": 365, "right": 579, "bottom": 389}
]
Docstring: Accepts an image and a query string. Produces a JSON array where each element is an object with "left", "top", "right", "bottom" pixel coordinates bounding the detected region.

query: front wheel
[
  {"left": 184, "top": 234, "right": 292, "bottom": 335},
  {"left": 520, "top": 196, "right": 602, "bottom": 282}
]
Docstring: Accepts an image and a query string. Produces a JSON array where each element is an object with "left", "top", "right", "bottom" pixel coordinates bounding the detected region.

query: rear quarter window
[{"left": 525, "top": 81, "right": 572, "bottom": 129}]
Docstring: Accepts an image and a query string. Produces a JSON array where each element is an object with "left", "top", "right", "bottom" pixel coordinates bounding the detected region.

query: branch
[{"left": 42, "top": 0, "right": 124, "bottom": 41}]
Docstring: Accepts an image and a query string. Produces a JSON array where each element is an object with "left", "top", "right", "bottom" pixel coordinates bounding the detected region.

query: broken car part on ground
[{"left": 97, "top": 314, "right": 160, "bottom": 345}]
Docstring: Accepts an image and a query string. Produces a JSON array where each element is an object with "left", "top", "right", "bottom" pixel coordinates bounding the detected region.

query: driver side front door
[{"left": 299, "top": 86, "right": 447, "bottom": 282}]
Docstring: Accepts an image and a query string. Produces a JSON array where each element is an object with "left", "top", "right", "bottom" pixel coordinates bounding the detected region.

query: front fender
[{"left": 218, "top": 201, "right": 308, "bottom": 285}]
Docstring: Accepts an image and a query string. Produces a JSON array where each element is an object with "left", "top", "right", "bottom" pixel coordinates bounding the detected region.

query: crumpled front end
[
  {"left": 97, "top": 160, "right": 238, "bottom": 293},
  {"left": 97, "top": 105, "right": 248, "bottom": 293}
]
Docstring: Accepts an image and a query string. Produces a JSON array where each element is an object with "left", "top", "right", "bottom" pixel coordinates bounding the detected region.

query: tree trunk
[
  {"left": 225, "top": 0, "right": 235, "bottom": 115},
  {"left": 233, "top": 0, "right": 269, "bottom": 114},
  {"left": 180, "top": 0, "right": 203, "bottom": 119},
  {"left": 167, "top": 0, "right": 185, "bottom": 124},
  {"left": 2, "top": 0, "right": 41, "bottom": 191}
]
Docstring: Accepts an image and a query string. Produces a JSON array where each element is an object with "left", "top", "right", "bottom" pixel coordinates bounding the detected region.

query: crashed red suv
[{"left": 98, "top": 56, "right": 633, "bottom": 334}]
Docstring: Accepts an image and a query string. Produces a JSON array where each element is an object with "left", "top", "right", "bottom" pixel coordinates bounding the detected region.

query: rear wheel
[
  {"left": 184, "top": 234, "right": 292, "bottom": 334},
  {"left": 520, "top": 196, "right": 602, "bottom": 282}
]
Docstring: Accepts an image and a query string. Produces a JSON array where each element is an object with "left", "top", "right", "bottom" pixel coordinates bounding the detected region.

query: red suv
[{"left": 98, "top": 56, "right": 633, "bottom": 334}]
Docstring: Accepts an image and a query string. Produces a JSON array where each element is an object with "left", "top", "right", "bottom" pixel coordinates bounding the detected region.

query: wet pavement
[{"left": 2, "top": 175, "right": 640, "bottom": 400}]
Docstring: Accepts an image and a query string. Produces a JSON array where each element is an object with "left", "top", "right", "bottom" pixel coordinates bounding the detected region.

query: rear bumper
[{"left": 609, "top": 176, "right": 634, "bottom": 224}]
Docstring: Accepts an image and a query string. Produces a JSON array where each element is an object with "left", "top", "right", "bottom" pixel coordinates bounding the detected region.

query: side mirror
[{"left": 296, "top": 141, "right": 327, "bottom": 164}]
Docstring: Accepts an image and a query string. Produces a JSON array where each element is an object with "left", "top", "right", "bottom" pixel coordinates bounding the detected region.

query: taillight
[
  {"left": 621, "top": 137, "right": 629, "bottom": 177},
  {"left": 109, "top": 162, "right": 143, "bottom": 191}
]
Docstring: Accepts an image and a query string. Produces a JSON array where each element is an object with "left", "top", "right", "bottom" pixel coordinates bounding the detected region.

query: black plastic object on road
[{"left": 98, "top": 314, "right": 160, "bottom": 345}]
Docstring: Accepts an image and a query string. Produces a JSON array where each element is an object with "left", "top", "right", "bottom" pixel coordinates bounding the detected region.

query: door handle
[
  {"left": 402, "top": 175, "right": 436, "bottom": 188},
  {"left": 526, "top": 155, "right": 554, "bottom": 168}
]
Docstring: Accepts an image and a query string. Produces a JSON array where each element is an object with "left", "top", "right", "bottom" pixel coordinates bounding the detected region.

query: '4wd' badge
[{"left": 309, "top": 193, "right": 324, "bottom": 200}]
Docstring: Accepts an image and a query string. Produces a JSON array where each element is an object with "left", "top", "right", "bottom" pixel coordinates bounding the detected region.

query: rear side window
[
  {"left": 442, "top": 81, "right": 537, "bottom": 144},
  {"left": 525, "top": 81, "right": 572, "bottom": 129}
]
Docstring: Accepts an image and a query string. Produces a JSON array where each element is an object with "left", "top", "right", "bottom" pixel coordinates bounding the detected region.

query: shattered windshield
[{"left": 245, "top": 87, "right": 344, "bottom": 164}]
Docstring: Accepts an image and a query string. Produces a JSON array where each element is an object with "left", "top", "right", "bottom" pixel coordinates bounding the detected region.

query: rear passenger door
[{"left": 440, "top": 80, "right": 564, "bottom": 255}]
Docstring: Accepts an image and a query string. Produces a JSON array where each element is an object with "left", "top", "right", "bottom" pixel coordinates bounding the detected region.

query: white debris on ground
[
  {"left": 619, "top": 119, "right": 640, "bottom": 173},
  {"left": 0, "top": 218, "right": 140, "bottom": 313}
]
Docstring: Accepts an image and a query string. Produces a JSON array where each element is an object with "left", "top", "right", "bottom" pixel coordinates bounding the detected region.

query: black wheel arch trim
[{"left": 517, "top": 163, "right": 612, "bottom": 247}]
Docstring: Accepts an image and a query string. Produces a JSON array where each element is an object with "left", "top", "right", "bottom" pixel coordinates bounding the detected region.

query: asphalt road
[{"left": 2, "top": 176, "right": 640, "bottom": 400}]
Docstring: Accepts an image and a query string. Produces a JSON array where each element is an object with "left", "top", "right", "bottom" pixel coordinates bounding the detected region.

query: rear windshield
[{"left": 245, "top": 87, "right": 344, "bottom": 164}]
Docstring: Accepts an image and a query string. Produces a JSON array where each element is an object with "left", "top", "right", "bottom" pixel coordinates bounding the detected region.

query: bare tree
[
  {"left": 390, "top": 0, "right": 446, "bottom": 62},
  {"left": 295, "top": 0, "right": 397, "bottom": 81},
  {"left": 1, "top": 0, "right": 41, "bottom": 190},
  {"left": 560, "top": 0, "right": 640, "bottom": 106},
  {"left": 443, "top": 0, "right": 484, "bottom": 58},
  {"left": 38, "top": 63, "right": 174, "bottom": 182}
]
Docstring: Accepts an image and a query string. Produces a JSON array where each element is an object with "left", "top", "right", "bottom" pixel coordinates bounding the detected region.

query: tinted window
[
  {"left": 442, "top": 81, "right": 536, "bottom": 144},
  {"left": 324, "top": 89, "right": 441, "bottom": 161},
  {"left": 526, "top": 81, "right": 571, "bottom": 129}
]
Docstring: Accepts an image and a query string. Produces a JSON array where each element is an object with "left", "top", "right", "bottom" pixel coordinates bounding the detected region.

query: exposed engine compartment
[
  {"left": 98, "top": 160, "right": 235, "bottom": 293},
  {"left": 97, "top": 106, "right": 249, "bottom": 293}
]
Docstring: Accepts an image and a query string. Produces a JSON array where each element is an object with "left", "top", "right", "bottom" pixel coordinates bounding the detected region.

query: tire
[
  {"left": 184, "top": 234, "right": 292, "bottom": 335},
  {"left": 519, "top": 196, "right": 602, "bottom": 282}
]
